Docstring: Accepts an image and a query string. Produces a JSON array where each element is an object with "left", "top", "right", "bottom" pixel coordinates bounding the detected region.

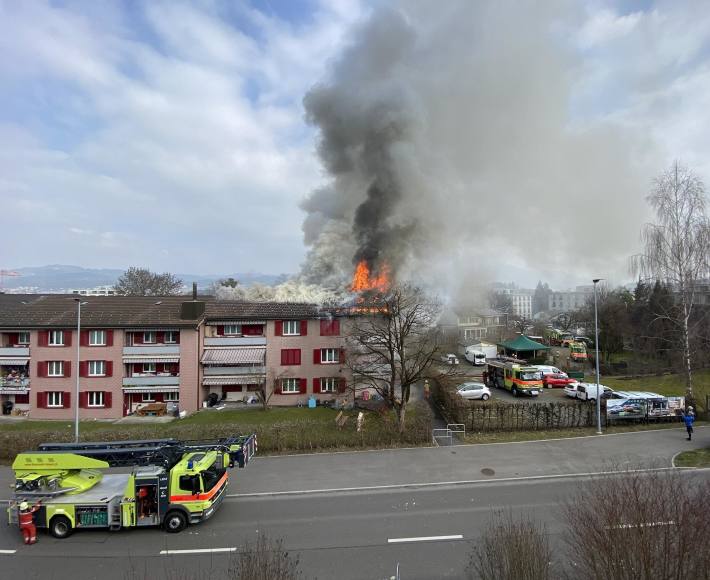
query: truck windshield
[{"left": 520, "top": 372, "right": 542, "bottom": 381}]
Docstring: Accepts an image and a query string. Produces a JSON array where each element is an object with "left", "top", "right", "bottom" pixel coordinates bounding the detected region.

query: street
[{"left": 0, "top": 428, "right": 707, "bottom": 579}]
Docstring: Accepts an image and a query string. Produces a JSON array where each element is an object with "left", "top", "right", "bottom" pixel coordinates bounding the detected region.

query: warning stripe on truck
[{"left": 170, "top": 472, "right": 228, "bottom": 503}]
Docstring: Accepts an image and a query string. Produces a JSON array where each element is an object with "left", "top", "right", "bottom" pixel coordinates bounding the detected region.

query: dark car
[{"left": 543, "top": 373, "right": 577, "bottom": 389}]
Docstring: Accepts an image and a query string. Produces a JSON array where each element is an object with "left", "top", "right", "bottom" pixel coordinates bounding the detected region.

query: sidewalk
[{"left": 231, "top": 426, "right": 708, "bottom": 494}]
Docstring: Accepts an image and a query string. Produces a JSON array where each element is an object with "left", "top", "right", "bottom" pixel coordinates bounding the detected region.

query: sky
[{"left": 1, "top": 0, "right": 709, "bottom": 289}]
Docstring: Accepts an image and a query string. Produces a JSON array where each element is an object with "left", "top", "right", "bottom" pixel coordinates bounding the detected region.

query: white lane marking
[
  {"left": 388, "top": 535, "right": 463, "bottom": 544},
  {"left": 160, "top": 548, "right": 237, "bottom": 555},
  {"left": 0, "top": 550, "right": 17, "bottom": 555},
  {"left": 608, "top": 521, "right": 676, "bottom": 530},
  {"left": 228, "top": 466, "right": 704, "bottom": 498}
]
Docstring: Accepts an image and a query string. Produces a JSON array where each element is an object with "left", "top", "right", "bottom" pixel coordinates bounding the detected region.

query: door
[{"left": 135, "top": 478, "right": 160, "bottom": 526}]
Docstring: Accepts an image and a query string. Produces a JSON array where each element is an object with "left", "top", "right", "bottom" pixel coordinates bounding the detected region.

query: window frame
[
  {"left": 47, "top": 391, "right": 64, "bottom": 408},
  {"left": 164, "top": 392, "right": 179, "bottom": 402},
  {"left": 223, "top": 325, "right": 242, "bottom": 336},
  {"left": 143, "top": 331, "right": 156, "bottom": 344},
  {"left": 143, "top": 363, "right": 156, "bottom": 374},
  {"left": 281, "top": 378, "right": 299, "bottom": 393},
  {"left": 282, "top": 320, "right": 300, "bottom": 336},
  {"left": 141, "top": 393, "right": 155, "bottom": 402},
  {"left": 17, "top": 332, "right": 30, "bottom": 345},
  {"left": 87, "top": 391, "right": 105, "bottom": 408},
  {"left": 320, "top": 377, "right": 337, "bottom": 393},
  {"left": 47, "top": 361, "right": 64, "bottom": 377},
  {"left": 164, "top": 331, "right": 178, "bottom": 344},
  {"left": 89, "top": 330, "right": 106, "bottom": 346},
  {"left": 320, "top": 348, "right": 338, "bottom": 364},
  {"left": 48, "top": 330, "right": 64, "bottom": 346},
  {"left": 88, "top": 360, "right": 106, "bottom": 377}
]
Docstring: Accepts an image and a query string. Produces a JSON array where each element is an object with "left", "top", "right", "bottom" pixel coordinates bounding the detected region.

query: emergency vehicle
[
  {"left": 485, "top": 360, "right": 543, "bottom": 397},
  {"left": 7, "top": 435, "right": 256, "bottom": 538}
]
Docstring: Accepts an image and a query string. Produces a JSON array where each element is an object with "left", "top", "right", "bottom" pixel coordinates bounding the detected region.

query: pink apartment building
[{"left": 0, "top": 294, "right": 351, "bottom": 419}]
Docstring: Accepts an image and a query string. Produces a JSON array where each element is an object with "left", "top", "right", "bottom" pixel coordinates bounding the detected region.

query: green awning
[{"left": 497, "top": 335, "right": 551, "bottom": 352}]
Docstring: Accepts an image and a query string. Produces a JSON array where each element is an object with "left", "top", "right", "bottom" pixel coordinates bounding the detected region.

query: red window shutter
[
  {"left": 338, "top": 378, "right": 347, "bottom": 394},
  {"left": 294, "top": 349, "right": 301, "bottom": 365},
  {"left": 80, "top": 331, "right": 89, "bottom": 346},
  {"left": 156, "top": 331, "right": 164, "bottom": 344},
  {"left": 8, "top": 333, "right": 18, "bottom": 346},
  {"left": 15, "top": 393, "right": 29, "bottom": 404},
  {"left": 37, "top": 361, "right": 47, "bottom": 378},
  {"left": 313, "top": 349, "right": 321, "bottom": 364},
  {"left": 216, "top": 326, "right": 225, "bottom": 336},
  {"left": 275, "top": 321, "right": 283, "bottom": 336},
  {"left": 105, "top": 361, "right": 113, "bottom": 377},
  {"left": 63, "top": 392, "right": 71, "bottom": 408},
  {"left": 37, "top": 391, "right": 46, "bottom": 409},
  {"left": 79, "top": 361, "right": 89, "bottom": 377},
  {"left": 313, "top": 378, "right": 321, "bottom": 394},
  {"left": 64, "top": 361, "right": 71, "bottom": 377},
  {"left": 339, "top": 348, "right": 346, "bottom": 364},
  {"left": 64, "top": 331, "right": 72, "bottom": 347},
  {"left": 300, "top": 320, "right": 308, "bottom": 336},
  {"left": 299, "top": 378, "right": 307, "bottom": 394},
  {"left": 79, "top": 392, "right": 89, "bottom": 409},
  {"left": 273, "top": 381, "right": 282, "bottom": 395},
  {"left": 104, "top": 392, "right": 112, "bottom": 408},
  {"left": 332, "top": 320, "right": 340, "bottom": 335},
  {"left": 281, "top": 349, "right": 288, "bottom": 365},
  {"left": 106, "top": 330, "right": 114, "bottom": 346},
  {"left": 133, "top": 333, "right": 143, "bottom": 344},
  {"left": 38, "top": 331, "right": 48, "bottom": 347},
  {"left": 174, "top": 332, "right": 180, "bottom": 344}
]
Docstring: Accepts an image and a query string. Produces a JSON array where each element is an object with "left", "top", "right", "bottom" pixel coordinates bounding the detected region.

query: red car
[{"left": 543, "top": 373, "right": 578, "bottom": 389}]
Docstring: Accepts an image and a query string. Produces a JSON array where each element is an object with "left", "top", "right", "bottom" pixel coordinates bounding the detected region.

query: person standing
[
  {"left": 423, "top": 380, "right": 430, "bottom": 401},
  {"left": 18, "top": 500, "right": 41, "bottom": 545},
  {"left": 683, "top": 410, "right": 695, "bottom": 441}
]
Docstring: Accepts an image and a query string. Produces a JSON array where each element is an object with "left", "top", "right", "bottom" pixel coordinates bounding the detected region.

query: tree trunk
[
  {"left": 396, "top": 403, "right": 407, "bottom": 433},
  {"left": 681, "top": 300, "right": 693, "bottom": 397}
]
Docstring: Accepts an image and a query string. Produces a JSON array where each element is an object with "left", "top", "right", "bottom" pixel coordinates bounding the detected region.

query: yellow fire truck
[{"left": 485, "top": 360, "right": 543, "bottom": 397}]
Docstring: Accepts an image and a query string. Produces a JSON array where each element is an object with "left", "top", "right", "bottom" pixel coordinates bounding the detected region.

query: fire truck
[
  {"left": 7, "top": 435, "right": 256, "bottom": 538},
  {"left": 568, "top": 341, "right": 588, "bottom": 362},
  {"left": 485, "top": 360, "right": 543, "bottom": 397}
]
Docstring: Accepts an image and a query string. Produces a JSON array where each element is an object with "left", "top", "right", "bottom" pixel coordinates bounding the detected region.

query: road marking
[
  {"left": 388, "top": 535, "right": 463, "bottom": 544},
  {"left": 228, "top": 466, "right": 705, "bottom": 498},
  {"left": 160, "top": 548, "right": 237, "bottom": 555},
  {"left": 608, "top": 521, "right": 676, "bottom": 530},
  {"left": 0, "top": 550, "right": 17, "bottom": 555}
]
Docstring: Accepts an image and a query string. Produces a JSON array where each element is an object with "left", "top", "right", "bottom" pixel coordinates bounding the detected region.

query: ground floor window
[
  {"left": 141, "top": 393, "right": 155, "bottom": 402},
  {"left": 88, "top": 391, "right": 105, "bottom": 407},
  {"left": 320, "top": 377, "right": 337, "bottom": 393},
  {"left": 281, "top": 378, "right": 299, "bottom": 393},
  {"left": 164, "top": 392, "right": 179, "bottom": 402},
  {"left": 47, "top": 391, "right": 63, "bottom": 407}
]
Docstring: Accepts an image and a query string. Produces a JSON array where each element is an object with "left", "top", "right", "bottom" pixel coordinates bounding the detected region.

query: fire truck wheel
[
  {"left": 49, "top": 515, "right": 73, "bottom": 539},
  {"left": 164, "top": 511, "right": 187, "bottom": 533}
]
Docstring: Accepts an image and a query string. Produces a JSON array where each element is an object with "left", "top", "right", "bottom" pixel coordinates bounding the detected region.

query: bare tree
[
  {"left": 510, "top": 315, "right": 534, "bottom": 335},
  {"left": 228, "top": 534, "right": 303, "bottom": 580},
  {"left": 631, "top": 162, "right": 710, "bottom": 397},
  {"left": 114, "top": 267, "right": 184, "bottom": 296},
  {"left": 467, "top": 510, "right": 553, "bottom": 580},
  {"left": 562, "top": 468, "right": 710, "bottom": 580},
  {"left": 346, "top": 284, "right": 442, "bottom": 432}
]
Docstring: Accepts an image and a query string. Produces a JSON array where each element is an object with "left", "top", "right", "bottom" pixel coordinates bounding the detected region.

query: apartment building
[
  {"left": 0, "top": 294, "right": 350, "bottom": 419},
  {"left": 438, "top": 307, "right": 508, "bottom": 345},
  {"left": 498, "top": 289, "right": 533, "bottom": 319},
  {"left": 548, "top": 286, "right": 595, "bottom": 313}
]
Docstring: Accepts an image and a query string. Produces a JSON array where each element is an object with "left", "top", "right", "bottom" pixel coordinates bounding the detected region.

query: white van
[
  {"left": 575, "top": 382, "right": 612, "bottom": 402},
  {"left": 534, "top": 365, "right": 566, "bottom": 377},
  {"left": 464, "top": 349, "right": 487, "bottom": 366}
]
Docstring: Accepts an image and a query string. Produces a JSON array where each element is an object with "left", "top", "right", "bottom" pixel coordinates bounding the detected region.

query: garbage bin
[
  {"left": 207, "top": 393, "right": 219, "bottom": 407},
  {"left": 2, "top": 401, "right": 14, "bottom": 415}
]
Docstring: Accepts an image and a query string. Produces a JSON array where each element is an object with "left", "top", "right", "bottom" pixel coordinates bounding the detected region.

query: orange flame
[{"left": 351, "top": 260, "right": 390, "bottom": 293}]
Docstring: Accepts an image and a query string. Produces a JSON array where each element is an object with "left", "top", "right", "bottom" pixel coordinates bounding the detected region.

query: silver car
[{"left": 456, "top": 382, "right": 491, "bottom": 401}]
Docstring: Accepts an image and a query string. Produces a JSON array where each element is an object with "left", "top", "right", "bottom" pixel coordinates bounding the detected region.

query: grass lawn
[{"left": 674, "top": 447, "right": 710, "bottom": 468}]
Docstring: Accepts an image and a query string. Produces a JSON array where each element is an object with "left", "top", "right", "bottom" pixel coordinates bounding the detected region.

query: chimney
[{"left": 181, "top": 281, "right": 205, "bottom": 320}]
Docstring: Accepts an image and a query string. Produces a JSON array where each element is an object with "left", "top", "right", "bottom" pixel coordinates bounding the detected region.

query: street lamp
[
  {"left": 74, "top": 299, "right": 88, "bottom": 443},
  {"left": 592, "top": 279, "right": 604, "bottom": 435}
]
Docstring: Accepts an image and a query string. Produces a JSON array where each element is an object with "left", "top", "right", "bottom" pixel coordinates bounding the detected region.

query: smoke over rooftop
[{"left": 298, "top": 2, "right": 658, "bottom": 295}]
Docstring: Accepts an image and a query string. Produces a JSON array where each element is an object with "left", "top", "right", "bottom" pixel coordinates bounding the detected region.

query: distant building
[
  {"left": 439, "top": 307, "right": 508, "bottom": 345},
  {"left": 498, "top": 288, "right": 533, "bottom": 319},
  {"left": 548, "top": 286, "right": 595, "bottom": 313},
  {"left": 71, "top": 285, "right": 117, "bottom": 296}
]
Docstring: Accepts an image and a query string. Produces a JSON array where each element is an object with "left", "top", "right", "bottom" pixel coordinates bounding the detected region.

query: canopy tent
[{"left": 497, "top": 335, "right": 550, "bottom": 356}]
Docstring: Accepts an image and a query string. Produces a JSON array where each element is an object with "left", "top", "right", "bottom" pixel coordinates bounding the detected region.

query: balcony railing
[
  {"left": 203, "top": 366, "right": 266, "bottom": 376},
  {"left": 122, "top": 376, "right": 181, "bottom": 387},
  {"left": 0, "top": 377, "right": 30, "bottom": 388},
  {"left": 0, "top": 347, "right": 30, "bottom": 357},
  {"left": 204, "top": 336, "right": 266, "bottom": 346},
  {"left": 123, "top": 345, "right": 180, "bottom": 356}
]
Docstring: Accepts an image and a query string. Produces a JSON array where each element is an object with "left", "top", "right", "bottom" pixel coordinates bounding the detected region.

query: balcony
[
  {"left": 122, "top": 375, "right": 181, "bottom": 387},
  {"left": 203, "top": 366, "right": 266, "bottom": 376},
  {"left": 0, "top": 377, "right": 30, "bottom": 389},
  {"left": 123, "top": 346, "right": 180, "bottom": 356},
  {"left": 204, "top": 336, "right": 266, "bottom": 347},
  {"left": 0, "top": 347, "right": 30, "bottom": 358}
]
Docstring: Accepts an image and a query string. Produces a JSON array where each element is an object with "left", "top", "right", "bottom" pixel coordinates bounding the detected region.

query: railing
[
  {"left": 122, "top": 376, "right": 180, "bottom": 386},
  {"left": 0, "top": 377, "right": 30, "bottom": 388},
  {"left": 0, "top": 347, "right": 30, "bottom": 357},
  {"left": 203, "top": 366, "right": 266, "bottom": 376},
  {"left": 122, "top": 345, "right": 180, "bottom": 356},
  {"left": 204, "top": 337, "right": 266, "bottom": 346},
  {"left": 432, "top": 423, "right": 465, "bottom": 446}
]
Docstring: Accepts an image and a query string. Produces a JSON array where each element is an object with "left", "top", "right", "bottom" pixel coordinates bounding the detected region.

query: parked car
[
  {"left": 456, "top": 382, "right": 491, "bottom": 401},
  {"left": 543, "top": 373, "right": 578, "bottom": 389},
  {"left": 534, "top": 365, "right": 567, "bottom": 378},
  {"left": 575, "top": 382, "right": 613, "bottom": 402},
  {"left": 441, "top": 353, "right": 460, "bottom": 365}
]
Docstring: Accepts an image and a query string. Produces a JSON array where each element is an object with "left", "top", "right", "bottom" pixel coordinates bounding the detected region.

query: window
[
  {"left": 321, "top": 348, "right": 338, "bottom": 363},
  {"left": 49, "top": 330, "right": 64, "bottom": 346},
  {"left": 88, "top": 391, "right": 105, "bottom": 407},
  {"left": 89, "top": 330, "right": 106, "bottom": 346},
  {"left": 282, "top": 320, "right": 300, "bottom": 336},
  {"left": 142, "top": 393, "right": 155, "bottom": 402},
  {"left": 223, "top": 325, "right": 241, "bottom": 336},
  {"left": 143, "top": 363, "right": 156, "bottom": 374},
  {"left": 464, "top": 328, "right": 485, "bottom": 340},
  {"left": 143, "top": 331, "right": 156, "bottom": 343},
  {"left": 281, "top": 349, "right": 301, "bottom": 365},
  {"left": 320, "top": 378, "right": 337, "bottom": 393},
  {"left": 164, "top": 331, "right": 178, "bottom": 343},
  {"left": 88, "top": 361, "right": 105, "bottom": 376},
  {"left": 47, "top": 392, "right": 63, "bottom": 407},
  {"left": 17, "top": 332, "right": 30, "bottom": 345},
  {"left": 48, "top": 361, "right": 64, "bottom": 377},
  {"left": 164, "top": 392, "right": 179, "bottom": 402},
  {"left": 281, "top": 378, "right": 299, "bottom": 393}
]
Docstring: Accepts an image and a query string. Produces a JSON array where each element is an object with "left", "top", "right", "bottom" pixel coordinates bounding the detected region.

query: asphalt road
[{"left": 1, "top": 428, "right": 707, "bottom": 579}]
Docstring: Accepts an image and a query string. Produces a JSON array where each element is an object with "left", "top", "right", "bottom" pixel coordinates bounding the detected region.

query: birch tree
[{"left": 630, "top": 162, "right": 710, "bottom": 396}]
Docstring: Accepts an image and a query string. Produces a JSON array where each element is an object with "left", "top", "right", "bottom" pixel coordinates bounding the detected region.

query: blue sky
[{"left": 1, "top": 0, "right": 709, "bottom": 288}]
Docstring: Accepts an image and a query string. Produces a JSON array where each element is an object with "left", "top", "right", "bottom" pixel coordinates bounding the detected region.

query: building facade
[{"left": 548, "top": 286, "right": 595, "bottom": 313}]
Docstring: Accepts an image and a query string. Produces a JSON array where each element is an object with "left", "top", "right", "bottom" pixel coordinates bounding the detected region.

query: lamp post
[
  {"left": 74, "top": 299, "right": 88, "bottom": 443},
  {"left": 592, "top": 279, "right": 604, "bottom": 435}
]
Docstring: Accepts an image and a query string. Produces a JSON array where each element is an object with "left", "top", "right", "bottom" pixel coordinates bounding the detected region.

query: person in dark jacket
[{"left": 683, "top": 411, "right": 695, "bottom": 441}]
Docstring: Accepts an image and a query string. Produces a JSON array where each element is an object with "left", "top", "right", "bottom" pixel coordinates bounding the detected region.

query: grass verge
[{"left": 674, "top": 447, "right": 710, "bottom": 468}]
